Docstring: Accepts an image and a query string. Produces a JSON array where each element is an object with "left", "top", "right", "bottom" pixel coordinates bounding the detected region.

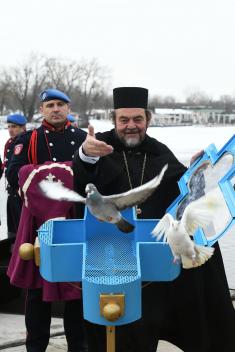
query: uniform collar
[{"left": 42, "top": 119, "right": 71, "bottom": 132}]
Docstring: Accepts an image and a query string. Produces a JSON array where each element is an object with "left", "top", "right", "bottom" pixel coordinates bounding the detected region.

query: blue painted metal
[
  {"left": 168, "top": 134, "right": 235, "bottom": 247},
  {"left": 38, "top": 207, "right": 180, "bottom": 325},
  {"left": 38, "top": 134, "right": 235, "bottom": 325}
]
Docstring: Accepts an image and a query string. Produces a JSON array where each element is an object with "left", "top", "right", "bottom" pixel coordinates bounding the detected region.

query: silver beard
[
  {"left": 115, "top": 128, "right": 145, "bottom": 148},
  {"left": 123, "top": 135, "right": 141, "bottom": 147}
]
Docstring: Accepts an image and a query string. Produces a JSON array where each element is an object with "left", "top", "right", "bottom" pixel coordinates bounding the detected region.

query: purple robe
[{"left": 7, "top": 161, "right": 81, "bottom": 301}]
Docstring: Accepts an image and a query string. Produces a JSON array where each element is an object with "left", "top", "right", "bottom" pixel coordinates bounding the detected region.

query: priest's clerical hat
[{"left": 113, "top": 87, "right": 148, "bottom": 109}]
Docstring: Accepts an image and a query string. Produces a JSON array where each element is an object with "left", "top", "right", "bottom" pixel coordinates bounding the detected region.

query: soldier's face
[
  {"left": 8, "top": 123, "right": 25, "bottom": 138},
  {"left": 114, "top": 108, "right": 149, "bottom": 147},
  {"left": 40, "top": 99, "right": 70, "bottom": 127}
]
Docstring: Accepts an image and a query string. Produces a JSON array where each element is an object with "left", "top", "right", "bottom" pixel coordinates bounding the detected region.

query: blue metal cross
[{"left": 38, "top": 207, "right": 179, "bottom": 325}]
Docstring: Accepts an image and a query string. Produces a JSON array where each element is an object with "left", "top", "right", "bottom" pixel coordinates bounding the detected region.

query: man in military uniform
[
  {"left": 3, "top": 114, "right": 27, "bottom": 238},
  {"left": 7, "top": 89, "right": 86, "bottom": 188},
  {"left": 67, "top": 113, "right": 78, "bottom": 127},
  {"left": 7, "top": 88, "right": 88, "bottom": 352}
]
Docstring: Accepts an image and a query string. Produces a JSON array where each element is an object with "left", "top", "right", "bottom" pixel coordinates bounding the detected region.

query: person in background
[
  {"left": 67, "top": 113, "right": 77, "bottom": 127},
  {"left": 0, "top": 155, "right": 3, "bottom": 226},
  {"left": 72, "top": 86, "right": 235, "bottom": 352},
  {"left": 0, "top": 155, "right": 3, "bottom": 179},
  {"left": 2, "top": 114, "right": 27, "bottom": 238},
  {"left": 7, "top": 88, "right": 88, "bottom": 352}
]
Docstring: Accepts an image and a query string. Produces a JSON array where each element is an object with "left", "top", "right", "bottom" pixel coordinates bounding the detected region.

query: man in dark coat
[
  {"left": 0, "top": 155, "right": 3, "bottom": 178},
  {"left": 7, "top": 88, "right": 88, "bottom": 352},
  {"left": 3, "top": 114, "right": 27, "bottom": 238},
  {"left": 73, "top": 87, "right": 235, "bottom": 352},
  {"left": 0, "top": 155, "right": 3, "bottom": 226}
]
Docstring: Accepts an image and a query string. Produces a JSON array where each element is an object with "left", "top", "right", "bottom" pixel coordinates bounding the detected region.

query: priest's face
[{"left": 114, "top": 108, "right": 150, "bottom": 147}]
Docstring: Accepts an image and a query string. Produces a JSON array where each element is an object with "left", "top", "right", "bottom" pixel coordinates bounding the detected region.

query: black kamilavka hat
[{"left": 113, "top": 87, "right": 148, "bottom": 109}]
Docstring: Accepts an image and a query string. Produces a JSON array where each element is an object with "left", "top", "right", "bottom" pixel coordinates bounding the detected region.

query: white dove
[
  {"left": 39, "top": 164, "right": 168, "bottom": 233},
  {"left": 151, "top": 186, "right": 226, "bottom": 269}
]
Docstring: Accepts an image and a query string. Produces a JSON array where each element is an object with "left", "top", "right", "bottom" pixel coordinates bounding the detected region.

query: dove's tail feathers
[
  {"left": 117, "top": 218, "right": 135, "bottom": 233},
  {"left": 195, "top": 245, "right": 214, "bottom": 265},
  {"left": 182, "top": 245, "right": 214, "bottom": 269},
  {"left": 181, "top": 255, "right": 196, "bottom": 269}
]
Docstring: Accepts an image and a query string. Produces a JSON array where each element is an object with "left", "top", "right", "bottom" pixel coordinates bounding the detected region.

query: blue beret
[
  {"left": 7, "top": 114, "right": 27, "bottom": 126},
  {"left": 67, "top": 114, "right": 76, "bottom": 122},
  {"left": 39, "top": 88, "right": 71, "bottom": 103}
]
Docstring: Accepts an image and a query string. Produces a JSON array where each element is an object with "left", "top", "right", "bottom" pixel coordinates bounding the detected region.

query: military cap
[
  {"left": 67, "top": 114, "right": 76, "bottom": 122},
  {"left": 113, "top": 87, "right": 148, "bottom": 109},
  {"left": 7, "top": 114, "right": 27, "bottom": 126},
  {"left": 39, "top": 88, "right": 71, "bottom": 103}
]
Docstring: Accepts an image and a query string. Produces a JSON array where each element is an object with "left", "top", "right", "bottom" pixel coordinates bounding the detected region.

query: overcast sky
[{"left": 1, "top": 0, "right": 235, "bottom": 100}]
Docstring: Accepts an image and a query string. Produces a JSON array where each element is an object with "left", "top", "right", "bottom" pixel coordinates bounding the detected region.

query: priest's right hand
[{"left": 82, "top": 125, "right": 113, "bottom": 157}]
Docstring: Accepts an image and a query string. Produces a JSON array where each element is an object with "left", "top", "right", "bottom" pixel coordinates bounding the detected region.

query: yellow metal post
[
  {"left": 100, "top": 294, "right": 125, "bottom": 352},
  {"left": 106, "top": 326, "right": 115, "bottom": 352}
]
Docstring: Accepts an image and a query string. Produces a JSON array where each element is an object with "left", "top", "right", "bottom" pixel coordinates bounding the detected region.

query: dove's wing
[
  {"left": 39, "top": 180, "right": 86, "bottom": 203},
  {"left": 151, "top": 213, "right": 173, "bottom": 242},
  {"left": 102, "top": 164, "right": 168, "bottom": 210},
  {"left": 181, "top": 186, "right": 226, "bottom": 237}
]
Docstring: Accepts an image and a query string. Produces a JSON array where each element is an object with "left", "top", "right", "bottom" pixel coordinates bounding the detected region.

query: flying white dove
[
  {"left": 39, "top": 164, "right": 168, "bottom": 233},
  {"left": 151, "top": 186, "right": 227, "bottom": 268}
]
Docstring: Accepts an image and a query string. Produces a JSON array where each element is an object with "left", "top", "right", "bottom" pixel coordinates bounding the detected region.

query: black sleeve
[
  {"left": 73, "top": 149, "right": 125, "bottom": 197},
  {"left": 73, "top": 149, "right": 101, "bottom": 196},
  {"left": 0, "top": 157, "right": 3, "bottom": 179},
  {"left": 6, "top": 132, "right": 31, "bottom": 189}
]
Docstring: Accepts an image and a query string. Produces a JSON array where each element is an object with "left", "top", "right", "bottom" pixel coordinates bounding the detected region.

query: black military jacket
[
  {"left": 7, "top": 122, "right": 87, "bottom": 189},
  {"left": 3, "top": 137, "right": 15, "bottom": 173}
]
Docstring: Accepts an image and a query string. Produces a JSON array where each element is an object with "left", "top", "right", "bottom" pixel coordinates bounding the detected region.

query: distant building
[
  {"left": 192, "top": 109, "right": 235, "bottom": 125},
  {"left": 151, "top": 108, "right": 235, "bottom": 126},
  {"left": 151, "top": 108, "right": 195, "bottom": 126},
  {"left": 90, "top": 109, "right": 109, "bottom": 120}
]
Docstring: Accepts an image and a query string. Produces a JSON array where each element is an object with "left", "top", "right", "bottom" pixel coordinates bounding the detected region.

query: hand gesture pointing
[{"left": 82, "top": 125, "right": 113, "bottom": 157}]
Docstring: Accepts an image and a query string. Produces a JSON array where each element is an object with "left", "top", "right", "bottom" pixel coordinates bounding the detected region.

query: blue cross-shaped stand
[
  {"left": 38, "top": 207, "right": 180, "bottom": 325},
  {"left": 38, "top": 134, "right": 235, "bottom": 327}
]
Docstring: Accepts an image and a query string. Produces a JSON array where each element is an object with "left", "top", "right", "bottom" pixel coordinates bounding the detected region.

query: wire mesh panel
[
  {"left": 84, "top": 233, "right": 139, "bottom": 285},
  {"left": 38, "top": 220, "right": 54, "bottom": 245},
  {"left": 83, "top": 231, "right": 141, "bottom": 325}
]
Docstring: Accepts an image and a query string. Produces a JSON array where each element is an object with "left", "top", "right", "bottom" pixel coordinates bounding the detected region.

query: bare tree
[
  {"left": 4, "top": 54, "right": 48, "bottom": 121},
  {"left": 0, "top": 54, "right": 111, "bottom": 120},
  {"left": 149, "top": 94, "right": 164, "bottom": 110},
  {"left": 219, "top": 94, "right": 235, "bottom": 113},
  {"left": 44, "top": 57, "right": 81, "bottom": 96},
  {"left": 0, "top": 78, "right": 11, "bottom": 115},
  {"left": 75, "top": 58, "right": 111, "bottom": 115},
  {"left": 42, "top": 57, "right": 111, "bottom": 115},
  {"left": 184, "top": 87, "right": 212, "bottom": 106}
]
